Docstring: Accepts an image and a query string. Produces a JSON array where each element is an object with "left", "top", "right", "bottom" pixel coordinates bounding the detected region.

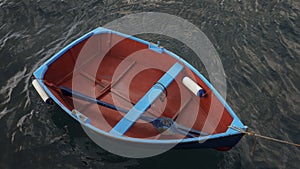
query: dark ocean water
[{"left": 0, "top": 0, "right": 299, "bottom": 168}]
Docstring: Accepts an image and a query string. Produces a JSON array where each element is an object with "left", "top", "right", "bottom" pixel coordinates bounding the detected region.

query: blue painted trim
[
  {"left": 149, "top": 43, "right": 164, "bottom": 53},
  {"left": 110, "top": 62, "right": 184, "bottom": 136},
  {"left": 33, "top": 27, "right": 246, "bottom": 145},
  {"left": 33, "top": 31, "right": 94, "bottom": 79},
  {"left": 44, "top": 32, "right": 93, "bottom": 67},
  {"left": 33, "top": 64, "right": 48, "bottom": 79}
]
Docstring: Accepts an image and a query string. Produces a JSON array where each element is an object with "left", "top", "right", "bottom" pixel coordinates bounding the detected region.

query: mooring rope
[{"left": 229, "top": 126, "right": 300, "bottom": 148}]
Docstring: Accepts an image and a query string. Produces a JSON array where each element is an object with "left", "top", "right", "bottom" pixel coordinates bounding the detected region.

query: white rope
[{"left": 229, "top": 126, "right": 300, "bottom": 147}]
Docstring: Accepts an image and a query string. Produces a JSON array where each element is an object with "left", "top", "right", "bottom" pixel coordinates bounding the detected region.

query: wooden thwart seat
[{"left": 109, "top": 62, "right": 184, "bottom": 136}]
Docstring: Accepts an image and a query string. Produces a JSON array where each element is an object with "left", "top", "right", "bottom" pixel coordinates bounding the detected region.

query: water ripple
[
  {"left": 0, "top": 107, "right": 15, "bottom": 120},
  {"left": 0, "top": 0, "right": 299, "bottom": 168},
  {"left": 0, "top": 67, "right": 26, "bottom": 105}
]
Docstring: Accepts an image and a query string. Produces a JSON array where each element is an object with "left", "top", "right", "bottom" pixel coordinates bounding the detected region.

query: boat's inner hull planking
[{"left": 43, "top": 33, "right": 233, "bottom": 139}]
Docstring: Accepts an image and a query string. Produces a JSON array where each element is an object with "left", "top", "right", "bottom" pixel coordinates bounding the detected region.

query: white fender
[
  {"left": 32, "top": 79, "right": 52, "bottom": 104},
  {"left": 182, "top": 77, "right": 206, "bottom": 97}
]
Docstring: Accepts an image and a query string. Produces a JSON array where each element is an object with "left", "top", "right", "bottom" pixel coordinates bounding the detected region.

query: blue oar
[{"left": 59, "top": 86, "right": 208, "bottom": 137}]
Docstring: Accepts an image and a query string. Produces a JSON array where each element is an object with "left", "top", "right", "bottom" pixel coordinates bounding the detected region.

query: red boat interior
[{"left": 43, "top": 33, "right": 233, "bottom": 139}]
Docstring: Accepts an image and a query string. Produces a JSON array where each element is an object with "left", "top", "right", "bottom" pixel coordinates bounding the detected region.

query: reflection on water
[{"left": 0, "top": 0, "right": 299, "bottom": 168}]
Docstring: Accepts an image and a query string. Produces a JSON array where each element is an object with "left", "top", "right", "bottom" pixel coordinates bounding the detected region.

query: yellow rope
[{"left": 229, "top": 126, "right": 300, "bottom": 147}]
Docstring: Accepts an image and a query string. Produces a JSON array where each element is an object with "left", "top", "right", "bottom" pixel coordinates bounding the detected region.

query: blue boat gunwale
[{"left": 33, "top": 27, "right": 246, "bottom": 144}]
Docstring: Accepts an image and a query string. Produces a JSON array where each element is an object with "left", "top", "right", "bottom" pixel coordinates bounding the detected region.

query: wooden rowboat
[{"left": 32, "top": 27, "right": 247, "bottom": 155}]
